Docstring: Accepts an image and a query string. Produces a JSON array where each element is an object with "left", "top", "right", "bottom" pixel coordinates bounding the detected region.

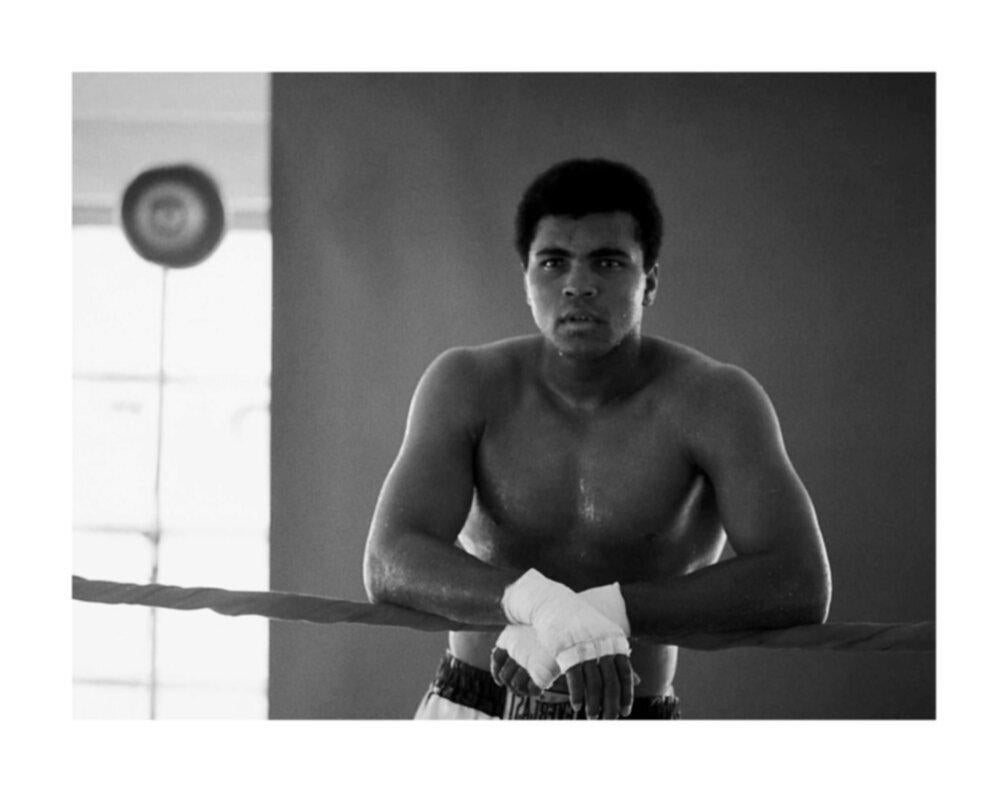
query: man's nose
[
  {"left": 562, "top": 284, "right": 597, "bottom": 298},
  {"left": 562, "top": 267, "right": 598, "bottom": 298}
]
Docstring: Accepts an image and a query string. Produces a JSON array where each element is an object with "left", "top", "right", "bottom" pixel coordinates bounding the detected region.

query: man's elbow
[
  {"left": 362, "top": 570, "right": 383, "bottom": 605},
  {"left": 362, "top": 543, "right": 394, "bottom": 605},
  {"left": 788, "top": 554, "right": 832, "bottom": 625},
  {"left": 793, "top": 584, "right": 831, "bottom": 626}
]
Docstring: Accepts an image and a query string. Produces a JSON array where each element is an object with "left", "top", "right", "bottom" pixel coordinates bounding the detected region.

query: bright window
[{"left": 72, "top": 224, "right": 271, "bottom": 718}]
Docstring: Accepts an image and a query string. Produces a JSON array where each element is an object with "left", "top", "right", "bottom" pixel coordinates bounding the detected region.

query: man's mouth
[{"left": 559, "top": 312, "right": 603, "bottom": 325}]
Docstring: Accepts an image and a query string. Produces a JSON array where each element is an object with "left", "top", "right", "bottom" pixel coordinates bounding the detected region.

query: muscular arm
[
  {"left": 623, "top": 365, "right": 832, "bottom": 636},
  {"left": 363, "top": 348, "right": 517, "bottom": 625}
]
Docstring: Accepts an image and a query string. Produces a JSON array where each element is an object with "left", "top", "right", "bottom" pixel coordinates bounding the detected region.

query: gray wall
[{"left": 270, "top": 74, "right": 934, "bottom": 719}]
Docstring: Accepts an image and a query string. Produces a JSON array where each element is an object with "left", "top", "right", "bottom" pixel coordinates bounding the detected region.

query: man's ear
[{"left": 643, "top": 263, "right": 659, "bottom": 306}]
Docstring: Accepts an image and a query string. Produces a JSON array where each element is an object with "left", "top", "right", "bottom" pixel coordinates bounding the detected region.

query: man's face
[{"left": 524, "top": 211, "right": 657, "bottom": 359}]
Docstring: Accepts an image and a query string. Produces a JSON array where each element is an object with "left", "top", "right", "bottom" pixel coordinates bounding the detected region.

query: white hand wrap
[
  {"left": 494, "top": 625, "right": 561, "bottom": 690},
  {"left": 501, "top": 569, "right": 630, "bottom": 675},
  {"left": 578, "top": 582, "right": 631, "bottom": 637}
]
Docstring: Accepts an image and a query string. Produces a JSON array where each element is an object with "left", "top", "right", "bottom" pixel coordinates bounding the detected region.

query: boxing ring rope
[{"left": 73, "top": 576, "right": 934, "bottom": 652}]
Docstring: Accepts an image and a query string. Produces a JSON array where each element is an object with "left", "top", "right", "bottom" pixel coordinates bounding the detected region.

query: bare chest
[{"left": 462, "top": 391, "right": 723, "bottom": 586}]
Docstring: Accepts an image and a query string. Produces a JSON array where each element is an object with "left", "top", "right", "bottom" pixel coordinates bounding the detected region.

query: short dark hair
[{"left": 514, "top": 158, "right": 663, "bottom": 271}]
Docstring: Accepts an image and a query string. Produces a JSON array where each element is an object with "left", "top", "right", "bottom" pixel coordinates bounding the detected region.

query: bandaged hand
[
  {"left": 502, "top": 569, "right": 630, "bottom": 668},
  {"left": 579, "top": 582, "right": 632, "bottom": 637},
  {"left": 491, "top": 624, "right": 559, "bottom": 696},
  {"left": 492, "top": 581, "right": 632, "bottom": 692},
  {"left": 500, "top": 570, "right": 636, "bottom": 718}
]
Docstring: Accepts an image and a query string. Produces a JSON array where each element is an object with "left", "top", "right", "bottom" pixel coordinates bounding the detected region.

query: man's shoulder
[
  {"left": 428, "top": 336, "right": 538, "bottom": 379},
  {"left": 645, "top": 337, "right": 765, "bottom": 414},
  {"left": 420, "top": 336, "right": 538, "bottom": 402},
  {"left": 645, "top": 336, "right": 732, "bottom": 385}
]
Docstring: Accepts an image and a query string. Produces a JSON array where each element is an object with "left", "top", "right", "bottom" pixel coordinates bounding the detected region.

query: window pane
[
  {"left": 74, "top": 682, "right": 150, "bottom": 719},
  {"left": 73, "top": 380, "right": 158, "bottom": 528},
  {"left": 163, "top": 230, "right": 272, "bottom": 380},
  {"left": 157, "top": 533, "right": 268, "bottom": 590},
  {"left": 156, "top": 687, "right": 267, "bottom": 719},
  {"left": 74, "top": 532, "right": 153, "bottom": 687},
  {"left": 73, "top": 529, "right": 152, "bottom": 582},
  {"left": 73, "top": 600, "right": 151, "bottom": 680},
  {"left": 159, "top": 383, "right": 270, "bottom": 535},
  {"left": 155, "top": 534, "right": 268, "bottom": 687},
  {"left": 155, "top": 609, "right": 268, "bottom": 688},
  {"left": 73, "top": 226, "right": 162, "bottom": 376}
]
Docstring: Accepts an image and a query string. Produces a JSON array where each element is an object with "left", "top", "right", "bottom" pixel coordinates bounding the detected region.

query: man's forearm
[
  {"left": 363, "top": 531, "right": 519, "bottom": 626},
  {"left": 622, "top": 550, "right": 831, "bottom": 637}
]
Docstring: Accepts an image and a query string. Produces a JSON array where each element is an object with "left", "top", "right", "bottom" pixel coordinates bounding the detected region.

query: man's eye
[
  {"left": 541, "top": 259, "right": 563, "bottom": 268},
  {"left": 599, "top": 259, "right": 623, "bottom": 269}
]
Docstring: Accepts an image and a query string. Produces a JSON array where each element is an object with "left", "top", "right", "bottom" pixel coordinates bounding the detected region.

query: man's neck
[{"left": 536, "top": 333, "right": 649, "bottom": 411}]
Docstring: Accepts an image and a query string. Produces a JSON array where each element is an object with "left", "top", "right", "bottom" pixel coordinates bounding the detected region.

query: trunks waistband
[
  {"left": 428, "top": 652, "right": 681, "bottom": 720},
  {"left": 429, "top": 651, "right": 507, "bottom": 718}
]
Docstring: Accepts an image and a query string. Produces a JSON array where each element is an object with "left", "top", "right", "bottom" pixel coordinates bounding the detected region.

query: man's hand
[
  {"left": 497, "top": 574, "right": 637, "bottom": 718},
  {"left": 502, "top": 569, "right": 631, "bottom": 667},
  {"left": 563, "top": 655, "right": 636, "bottom": 720},
  {"left": 491, "top": 631, "right": 636, "bottom": 719},
  {"left": 491, "top": 625, "right": 555, "bottom": 698}
]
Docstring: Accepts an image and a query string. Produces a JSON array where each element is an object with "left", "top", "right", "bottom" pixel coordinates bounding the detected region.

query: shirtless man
[{"left": 363, "top": 159, "right": 831, "bottom": 720}]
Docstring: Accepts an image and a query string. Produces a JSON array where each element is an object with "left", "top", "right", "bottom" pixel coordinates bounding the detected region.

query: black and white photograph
[
  {"left": 9, "top": 4, "right": 1002, "bottom": 785},
  {"left": 71, "top": 72, "right": 934, "bottom": 720}
]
